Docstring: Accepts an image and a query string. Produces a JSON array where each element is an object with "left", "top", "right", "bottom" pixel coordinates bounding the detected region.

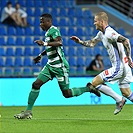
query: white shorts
[{"left": 99, "top": 63, "right": 133, "bottom": 88}]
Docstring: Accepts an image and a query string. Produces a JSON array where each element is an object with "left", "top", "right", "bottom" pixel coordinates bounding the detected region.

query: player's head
[
  {"left": 96, "top": 54, "right": 102, "bottom": 61},
  {"left": 40, "top": 13, "right": 52, "bottom": 31},
  {"left": 15, "top": 2, "right": 20, "bottom": 10},
  {"left": 7, "top": 1, "right": 12, "bottom": 8},
  {"left": 94, "top": 12, "right": 108, "bottom": 32}
]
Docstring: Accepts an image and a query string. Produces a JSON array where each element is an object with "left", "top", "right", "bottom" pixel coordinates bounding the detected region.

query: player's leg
[
  {"left": 120, "top": 87, "right": 133, "bottom": 102},
  {"left": 14, "top": 66, "right": 51, "bottom": 119},
  {"left": 54, "top": 66, "right": 100, "bottom": 97}
]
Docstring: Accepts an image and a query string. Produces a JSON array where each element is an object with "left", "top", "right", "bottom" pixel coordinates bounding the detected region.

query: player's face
[
  {"left": 40, "top": 17, "right": 49, "bottom": 31},
  {"left": 94, "top": 16, "right": 102, "bottom": 31}
]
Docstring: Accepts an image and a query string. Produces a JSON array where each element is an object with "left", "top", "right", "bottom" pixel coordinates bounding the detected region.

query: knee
[
  {"left": 62, "top": 90, "right": 72, "bottom": 98},
  {"left": 32, "top": 81, "right": 41, "bottom": 90}
]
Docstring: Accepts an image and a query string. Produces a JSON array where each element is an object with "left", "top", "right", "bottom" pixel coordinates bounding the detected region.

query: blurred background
[{"left": 0, "top": 0, "right": 133, "bottom": 106}]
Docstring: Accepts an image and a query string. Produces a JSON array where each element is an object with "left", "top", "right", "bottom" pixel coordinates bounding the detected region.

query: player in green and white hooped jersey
[{"left": 14, "top": 13, "right": 100, "bottom": 119}]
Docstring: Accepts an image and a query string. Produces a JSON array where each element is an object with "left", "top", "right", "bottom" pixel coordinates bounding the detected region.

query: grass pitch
[{"left": 0, "top": 105, "right": 133, "bottom": 133}]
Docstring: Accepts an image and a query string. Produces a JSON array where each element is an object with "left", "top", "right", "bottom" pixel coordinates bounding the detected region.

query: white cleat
[
  {"left": 114, "top": 97, "right": 126, "bottom": 115},
  {"left": 14, "top": 110, "right": 32, "bottom": 119}
]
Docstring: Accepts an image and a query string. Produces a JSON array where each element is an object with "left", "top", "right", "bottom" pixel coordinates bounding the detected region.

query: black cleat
[{"left": 86, "top": 82, "right": 101, "bottom": 97}]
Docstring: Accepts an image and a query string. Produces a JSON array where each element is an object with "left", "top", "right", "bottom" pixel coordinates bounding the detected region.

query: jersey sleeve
[
  {"left": 94, "top": 31, "right": 102, "bottom": 42},
  {"left": 50, "top": 28, "right": 61, "bottom": 39},
  {"left": 106, "top": 29, "right": 120, "bottom": 42}
]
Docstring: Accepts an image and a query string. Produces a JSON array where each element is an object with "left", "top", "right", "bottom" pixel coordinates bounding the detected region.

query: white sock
[
  {"left": 96, "top": 84, "right": 122, "bottom": 102},
  {"left": 127, "top": 92, "right": 133, "bottom": 102}
]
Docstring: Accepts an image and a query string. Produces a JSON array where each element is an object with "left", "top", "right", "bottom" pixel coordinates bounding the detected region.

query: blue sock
[{"left": 127, "top": 92, "right": 133, "bottom": 102}]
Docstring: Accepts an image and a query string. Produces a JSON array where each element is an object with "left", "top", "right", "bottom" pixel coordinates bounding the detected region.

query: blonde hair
[{"left": 95, "top": 12, "right": 108, "bottom": 22}]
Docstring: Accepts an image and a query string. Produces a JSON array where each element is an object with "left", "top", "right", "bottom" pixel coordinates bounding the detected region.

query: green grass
[{"left": 0, "top": 105, "right": 133, "bottom": 133}]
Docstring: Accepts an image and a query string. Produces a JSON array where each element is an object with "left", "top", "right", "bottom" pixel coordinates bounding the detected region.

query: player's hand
[
  {"left": 70, "top": 36, "right": 80, "bottom": 43},
  {"left": 34, "top": 40, "right": 48, "bottom": 46},
  {"left": 33, "top": 55, "right": 41, "bottom": 64}
]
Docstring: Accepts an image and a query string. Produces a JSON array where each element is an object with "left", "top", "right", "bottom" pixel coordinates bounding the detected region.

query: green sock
[
  {"left": 71, "top": 87, "right": 90, "bottom": 96},
  {"left": 26, "top": 89, "right": 40, "bottom": 110}
]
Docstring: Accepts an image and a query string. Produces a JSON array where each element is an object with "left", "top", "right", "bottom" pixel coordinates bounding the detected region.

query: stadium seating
[
  {"left": 0, "top": 0, "right": 131, "bottom": 77},
  {"left": 6, "top": 47, "right": 14, "bottom": 56}
]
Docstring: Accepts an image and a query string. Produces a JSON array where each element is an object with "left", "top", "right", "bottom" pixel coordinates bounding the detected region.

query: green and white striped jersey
[{"left": 44, "top": 25, "right": 69, "bottom": 68}]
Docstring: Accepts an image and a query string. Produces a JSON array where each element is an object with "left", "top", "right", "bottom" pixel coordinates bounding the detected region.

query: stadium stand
[{"left": 0, "top": 0, "right": 132, "bottom": 77}]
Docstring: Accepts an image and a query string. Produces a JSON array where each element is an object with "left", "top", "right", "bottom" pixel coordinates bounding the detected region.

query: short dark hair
[
  {"left": 41, "top": 13, "right": 52, "bottom": 21},
  {"left": 96, "top": 54, "right": 101, "bottom": 59},
  {"left": 7, "top": 1, "right": 12, "bottom": 5}
]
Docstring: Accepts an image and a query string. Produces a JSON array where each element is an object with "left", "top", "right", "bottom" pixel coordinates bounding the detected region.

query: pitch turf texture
[{"left": 0, "top": 105, "right": 132, "bottom": 133}]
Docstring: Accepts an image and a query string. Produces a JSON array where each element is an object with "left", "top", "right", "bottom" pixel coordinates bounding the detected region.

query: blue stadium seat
[
  {"left": 23, "top": 67, "right": 31, "bottom": 76},
  {"left": 0, "top": 68, "right": 3, "bottom": 76},
  {"left": 24, "top": 37, "right": 33, "bottom": 45},
  {"left": 69, "top": 66, "right": 76, "bottom": 73},
  {"left": 14, "top": 57, "right": 23, "bottom": 66},
  {"left": 67, "top": 17, "right": 76, "bottom": 26},
  {"left": 6, "top": 47, "right": 14, "bottom": 56},
  {"left": 23, "top": 57, "right": 32, "bottom": 66},
  {"left": 27, "top": 17, "right": 34, "bottom": 26},
  {"left": 34, "top": 26, "right": 42, "bottom": 35},
  {"left": 7, "top": 37, "right": 15, "bottom": 45},
  {"left": 15, "top": 47, "right": 23, "bottom": 56},
  {"left": 0, "top": 47, "right": 5, "bottom": 56},
  {"left": 16, "top": 27, "right": 25, "bottom": 35},
  {"left": 26, "top": 8, "right": 34, "bottom": 16},
  {"left": 32, "top": 67, "right": 40, "bottom": 73},
  {"left": 34, "top": 8, "right": 42, "bottom": 16},
  {"left": 33, "top": 47, "right": 40, "bottom": 56},
  {"left": 41, "top": 57, "right": 48, "bottom": 65},
  {"left": 76, "top": 47, "right": 85, "bottom": 56},
  {"left": 17, "top": 0, "right": 26, "bottom": 6},
  {"left": 68, "top": 27, "right": 75, "bottom": 36},
  {"left": 7, "top": 26, "right": 16, "bottom": 35},
  {"left": 34, "top": 17, "right": 40, "bottom": 26},
  {"left": 0, "top": 57, "right": 4, "bottom": 67},
  {"left": 14, "top": 67, "right": 22, "bottom": 76},
  {"left": 76, "top": 27, "right": 84, "bottom": 36},
  {"left": 4, "top": 68, "right": 13, "bottom": 76},
  {"left": 63, "top": 47, "right": 67, "bottom": 56},
  {"left": 67, "top": 47, "right": 76, "bottom": 56},
  {"left": 24, "top": 47, "right": 32, "bottom": 56},
  {"left": 93, "top": 47, "right": 101, "bottom": 55},
  {"left": 59, "top": 8, "right": 67, "bottom": 16},
  {"left": 16, "top": 37, "right": 24, "bottom": 45},
  {"left": 77, "top": 67, "right": 84, "bottom": 73},
  {"left": 76, "top": 19, "right": 84, "bottom": 26},
  {"left": 101, "top": 48, "right": 108, "bottom": 56},
  {"left": 75, "top": 8, "right": 83, "bottom": 17},
  {"left": 25, "top": 27, "right": 33, "bottom": 35},
  {"left": 60, "top": 27, "right": 67, "bottom": 36},
  {"left": 0, "top": 37, "right": 6, "bottom": 45},
  {"left": 83, "top": 10, "right": 92, "bottom": 18},
  {"left": 26, "top": 0, "right": 34, "bottom": 7},
  {"left": 68, "top": 57, "right": 77, "bottom": 66},
  {"left": 50, "top": 8, "right": 59, "bottom": 16},
  {"left": 59, "top": 18, "right": 68, "bottom": 26},
  {"left": 5, "top": 57, "right": 14, "bottom": 67},
  {"left": 85, "top": 58, "right": 92, "bottom": 66},
  {"left": 68, "top": 8, "right": 75, "bottom": 16},
  {"left": 34, "top": 0, "right": 43, "bottom": 7},
  {"left": 62, "top": 38, "right": 68, "bottom": 46},
  {"left": 103, "top": 57, "right": 111, "bottom": 69},
  {"left": 77, "top": 57, "right": 85, "bottom": 67},
  {"left": 0, "top": 27, "right": 7, "bottom": 35},
  {"left": 85, "top": 48, "right": 93, "bottom": 56}
]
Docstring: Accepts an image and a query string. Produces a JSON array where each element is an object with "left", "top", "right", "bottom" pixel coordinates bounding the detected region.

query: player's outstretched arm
[{"left": 70, "top": 36, "right": 98, "bottom": 47}]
